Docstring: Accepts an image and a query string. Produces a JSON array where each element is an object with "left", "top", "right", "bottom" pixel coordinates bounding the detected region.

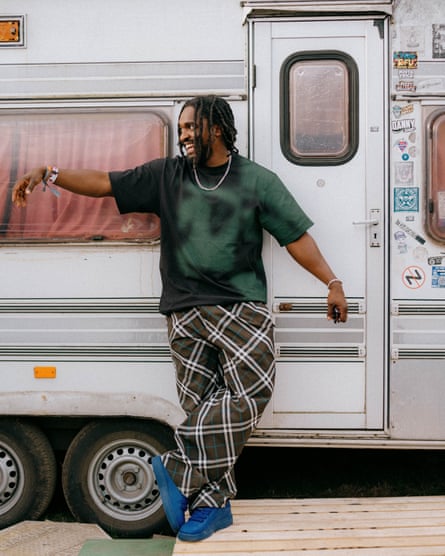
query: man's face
[{"left": 178, "top": 105, "right": 211, "bottom": 164}]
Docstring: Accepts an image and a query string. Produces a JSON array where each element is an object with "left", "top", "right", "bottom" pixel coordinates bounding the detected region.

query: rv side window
[
  {"left": 280, "top": 51, "right": 358, "bottom": 166},
  {"left": 0, "top": 111, "right": 166, "bottom": 242},
  {"left": 426, "top": 110, "right": 445, "bottom": 242}
]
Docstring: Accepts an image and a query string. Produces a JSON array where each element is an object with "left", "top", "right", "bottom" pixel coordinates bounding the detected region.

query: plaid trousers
[{"left": 163, "top": 302, "right": 275, "bottom": 509}]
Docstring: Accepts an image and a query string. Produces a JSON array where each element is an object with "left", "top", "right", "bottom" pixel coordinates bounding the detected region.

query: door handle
[
  {"left": 352, "top": 219, "right": 379, "bottom": 226},
  {"left": 352, "top": 209, "right": 381, "bottom": 247}
]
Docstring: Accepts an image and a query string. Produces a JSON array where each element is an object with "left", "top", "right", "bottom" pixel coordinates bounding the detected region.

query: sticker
[
  {"left": 400, "top": 26, "right": 424, "bottom": 54},
  {"left": 395, "top": 219, "right": 426, "bottom": 244},
  {"left": 397, "top": 139, "right": 408, "bottom": 152},
  {"left": 394, "top": 187, "right": 419, "bottom": 212},
  {"left": 428, "top": 255, "right": 445, "bottom": 265},
  {"left": 395, "top": 81, "right": 417, "bottom": 92},
  {"left": 392, "top": 119, "right": 416, "bottom": 133},
  {"left": 402, "top": 153, "right": 410, "bottom": 161},
  {"left": 394, "top": 230, "right": 408, "bottom": 254},
  {"left": 432, "top": 266, "right": 445, "bottom": 287},
  {"left": 417, "top": 78, "right": 444, "bottom": 91},
  {"left": 395, "top": 162, "right": 414, "bottom": 186},
  {"left": 433, "top": 25, "right": 445, "bottom": 59},
  {"left": 413, "top": 246, "right": 428, "bottom": 261},
  {"left": 392, "top": 104, "right": 414, "bottom": 118},
  {"left": 393, "top": 51, "right": 418, "bottom": 69},
  {"left": 399, "top": 69, "right": 415, "bottom": 79},
  {"left": 402, "top": 266, "right": 425, "bottom": 289}
]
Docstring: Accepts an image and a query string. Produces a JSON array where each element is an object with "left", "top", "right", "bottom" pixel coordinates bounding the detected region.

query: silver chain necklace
[{"left": 193, "top": 155, "right": 232, "bottom": 191}]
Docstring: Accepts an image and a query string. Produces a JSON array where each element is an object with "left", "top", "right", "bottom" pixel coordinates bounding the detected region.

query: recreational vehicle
[{"left": 0, "top": 0, "right": 444, "bottom": 537}]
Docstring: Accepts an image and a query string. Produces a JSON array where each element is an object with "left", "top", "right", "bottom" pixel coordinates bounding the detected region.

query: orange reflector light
[{"left": 34, "top": 366, "right": 56, "bottom": 379}]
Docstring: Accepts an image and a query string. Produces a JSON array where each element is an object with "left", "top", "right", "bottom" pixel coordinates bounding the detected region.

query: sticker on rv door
[
  {"left": 394, "top": 187, "right": 419, "bottom": 212},
  {"left": 402, "top": 266, "right": 426, "bottom": 289},
  {"left": 432, "top": 266, "right": 445, "bottom": 287}
]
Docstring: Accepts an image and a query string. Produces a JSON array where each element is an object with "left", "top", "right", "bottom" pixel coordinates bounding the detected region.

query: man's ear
[{"left": 211, "top": 124, "right": 222, "bottom": 137}]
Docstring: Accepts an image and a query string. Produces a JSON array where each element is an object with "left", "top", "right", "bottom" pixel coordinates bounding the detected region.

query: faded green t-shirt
[{"left": 110, "top": 153, "right": 313, "bottom": 314}]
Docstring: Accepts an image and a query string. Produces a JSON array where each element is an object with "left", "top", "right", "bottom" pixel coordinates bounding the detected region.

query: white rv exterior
[{"left": 0, "top": 0, "right": 444, "bottom": 537}]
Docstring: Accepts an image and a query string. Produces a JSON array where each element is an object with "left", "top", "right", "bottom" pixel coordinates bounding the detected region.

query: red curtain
[{"left": 1, "top": 111, "right": 164, "bottom": 240}]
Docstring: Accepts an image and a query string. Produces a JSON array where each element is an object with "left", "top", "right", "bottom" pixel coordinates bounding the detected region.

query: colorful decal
[
  {"left": 394, "top": 161, "right": 414, "bottom": 186},
  {"left": 395, "top": 219, "right": 426, "bottom": 245},
  {"left": 432, "top": 25, "right": 445, "bottom": 59},
  {"left": 432, "top": 266, "right": 445, "bottom": 287},
  {"left": 402, "top": 265, "right": 425, "bottom": 289},
  {"left": 396, "top": 139, "right": 408, "bottom": 152},
  {"left": 393, "top": 51, "right": 418, "bottom": 69},
  {"left": 392, "top": 119, "right": 416, "bottom": 133},
  {"left": 395, "top": 81, "right": 417, "bottom": 92},
  {"left": 392, "top": 104, "right": 414, "bottom": 118},
  {"left": 394, "top": 187, "right": 419, "bottom": 212}
]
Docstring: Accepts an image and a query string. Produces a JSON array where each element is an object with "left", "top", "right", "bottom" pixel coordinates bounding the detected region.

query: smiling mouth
[{"left": 184, "top": 142, "right": 195, "bottom": 157}]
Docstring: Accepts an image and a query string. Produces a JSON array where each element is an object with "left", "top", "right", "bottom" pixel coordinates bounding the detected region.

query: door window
[{"left": 280, "top": 50, "right": 359, "bottom": 165}]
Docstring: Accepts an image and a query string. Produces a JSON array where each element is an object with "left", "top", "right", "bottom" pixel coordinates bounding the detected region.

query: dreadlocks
[{"left": 178, "top": 95, "right": 238, "bottom": 164}]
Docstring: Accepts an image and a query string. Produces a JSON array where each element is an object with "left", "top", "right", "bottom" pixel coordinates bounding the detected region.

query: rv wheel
[
  {"left": 0, "top": 419, "right": 57, "bottom": 528},
  {"left": 62, "top": 419, "right": 175, "bottom": 537}
]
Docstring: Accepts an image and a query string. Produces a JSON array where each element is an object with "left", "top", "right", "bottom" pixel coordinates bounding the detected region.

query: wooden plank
[
  {"left": 233, "top": 496, "right": 445, "bottom": 506},
  {"left": 175, "top": 536, "right": 445, "bottom": 554},
  {"left": 175, "top": 548, "right": 445, "bottom": 556},
  {"left": 232, "top": 498, "right": 445, "bottom": 513},
  {"left": 172, "top": 496, "right": 445, "bottom": 556},
  {"left": 226, "top": 516, "right": 445, "bottom": 531}
]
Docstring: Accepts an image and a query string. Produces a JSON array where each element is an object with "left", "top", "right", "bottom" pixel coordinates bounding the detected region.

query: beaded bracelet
[{"left": 327, "top": 278, "right": 343, "bottom": 289}]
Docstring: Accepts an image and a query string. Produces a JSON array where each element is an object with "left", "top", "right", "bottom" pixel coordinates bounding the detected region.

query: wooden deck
[{"left": 173, "top": 496, "right": 445, "bottom": 555}]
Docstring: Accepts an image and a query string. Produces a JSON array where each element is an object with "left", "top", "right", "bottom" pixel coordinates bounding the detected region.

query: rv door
[{"left": 250, "top": 17, "right": 388, "bottom": 432}]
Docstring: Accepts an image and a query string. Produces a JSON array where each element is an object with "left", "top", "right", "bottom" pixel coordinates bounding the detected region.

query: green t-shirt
[{"left": 110, "top": 153, "right": 313, "bottom": 313}]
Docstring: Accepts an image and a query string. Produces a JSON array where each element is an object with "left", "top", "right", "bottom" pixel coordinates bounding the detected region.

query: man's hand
[
  {"left": 12, "top": 166, "right": 46, "bottom": 207},
  {"left": 327, "top": 282, "right": 348, "bottom": 323}
]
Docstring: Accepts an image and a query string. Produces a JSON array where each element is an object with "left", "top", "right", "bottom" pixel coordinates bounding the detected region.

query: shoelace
[{"left": 189, "top": 507, "right": 215, "bottom": 523}]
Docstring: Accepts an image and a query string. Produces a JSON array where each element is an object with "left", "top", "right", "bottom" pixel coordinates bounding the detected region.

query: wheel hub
[{"left": 89, "top": 441, "right": 161, "bottom": 519}]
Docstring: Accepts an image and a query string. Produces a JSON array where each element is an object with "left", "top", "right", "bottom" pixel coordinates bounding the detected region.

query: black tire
[
  {"left": 0, "top": 418, "right": 57, "bottom": 528},
  {"left": 62, "top": 419, "right": 175, "bottom": 538}
]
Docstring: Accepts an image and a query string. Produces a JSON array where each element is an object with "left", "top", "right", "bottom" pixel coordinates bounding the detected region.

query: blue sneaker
[
  {"left": 151, "top": 455, "right": 188, "bottom": 533},
  {"left": 178, "top": 502, "right": 233, "bottom": 542}
]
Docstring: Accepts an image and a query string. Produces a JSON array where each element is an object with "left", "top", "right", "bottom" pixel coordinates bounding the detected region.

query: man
[{"left": 12, "top": 95, "right": 348, "bottom": 542}]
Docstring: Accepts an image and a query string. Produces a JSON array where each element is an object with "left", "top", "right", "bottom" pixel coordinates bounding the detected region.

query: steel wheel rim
[
  {"left": 0, "top": 444, "right": 24, "bottom": 515},
  {"left": 87, "top": 438, "right": 162, "bottom": 521}
]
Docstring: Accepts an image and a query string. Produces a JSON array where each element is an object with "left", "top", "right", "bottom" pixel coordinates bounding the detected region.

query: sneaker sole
[{"left": 177, "top": 513, "right": 233, "bottom": 542}]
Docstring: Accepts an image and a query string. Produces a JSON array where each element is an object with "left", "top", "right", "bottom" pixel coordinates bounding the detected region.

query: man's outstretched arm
[{"left": 12, "top": 166, "right": 113, "bottom": 207}]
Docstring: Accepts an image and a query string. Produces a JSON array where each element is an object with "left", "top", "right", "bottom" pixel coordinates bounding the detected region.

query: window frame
[
  {"left": 0, "top": 107, "right": 168, "bottom": 244},
  {"left": 425, "top": 107, "right": 445, "bottom": 243},
  {"left": 280, "top": 50, "right": 359, "bottom": 166}
]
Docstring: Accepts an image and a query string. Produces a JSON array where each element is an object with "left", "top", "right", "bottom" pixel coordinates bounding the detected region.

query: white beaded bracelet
[{"left": 327, "top": 278, "right": 343, "bottom": 289}]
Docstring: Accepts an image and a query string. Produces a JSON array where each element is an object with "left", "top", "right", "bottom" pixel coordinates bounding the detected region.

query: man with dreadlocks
[{"left": 12, "top": 95, "right": 347, "bottom": 541}]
